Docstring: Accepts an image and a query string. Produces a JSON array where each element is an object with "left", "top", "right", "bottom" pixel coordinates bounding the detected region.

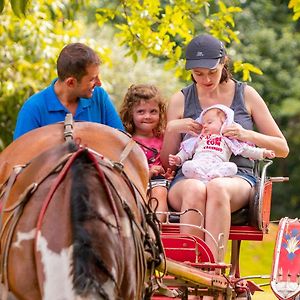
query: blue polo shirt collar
[{"left": 47, "top": 79, "right": 92, "bottom": 115}]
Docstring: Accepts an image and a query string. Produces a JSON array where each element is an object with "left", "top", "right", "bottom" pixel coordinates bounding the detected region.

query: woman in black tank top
[{"left": 160, "top": 34, "right": 289, "bottom": 271}]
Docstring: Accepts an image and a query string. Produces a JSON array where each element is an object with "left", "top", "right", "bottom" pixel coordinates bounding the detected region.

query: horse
[{"left": 0, "top": 123, "right": 162, "bottom": 300}]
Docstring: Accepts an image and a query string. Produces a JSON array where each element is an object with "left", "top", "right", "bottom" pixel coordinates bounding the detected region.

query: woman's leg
[
  {"left": 168, "top": 179, "right": 207, "bottom": 238},
  {"left": 205, "top": 177, "right": 251, "bottom": 261}
]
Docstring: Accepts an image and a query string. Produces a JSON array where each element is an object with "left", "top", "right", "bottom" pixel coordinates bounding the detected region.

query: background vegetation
[{"left": 0, "top": 0, "right": 299, "bottom": 228}]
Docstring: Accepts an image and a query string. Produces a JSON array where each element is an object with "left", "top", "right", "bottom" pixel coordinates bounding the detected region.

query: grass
[{"left": 226, "top": 223, "right": 279, "bottom": 299}]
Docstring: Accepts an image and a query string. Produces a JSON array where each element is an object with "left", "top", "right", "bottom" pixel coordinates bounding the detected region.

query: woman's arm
[
  {"left": 223, "top": 85, "right": 289, "bottom": 158},
  {"left": 160, "top": 91, "right": 202, "bottom": 168}
]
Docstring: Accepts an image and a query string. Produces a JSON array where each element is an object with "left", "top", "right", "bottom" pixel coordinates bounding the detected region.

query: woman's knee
[
  {"left": 169, "top": 180, "right": 206, "bottom": 209},
  {"left": 206, "top": 178, "right": 231, "bottom": 206},
  {"left": 206, "top": 177, "right": 251, "bottom": 209}
]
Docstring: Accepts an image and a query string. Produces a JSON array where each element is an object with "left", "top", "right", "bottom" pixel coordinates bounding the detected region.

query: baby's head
[
  {"left": 201, "top": 108, "right": 226, "bottom": 135},
  {"left": 198, "top": 104, "right": 234, "bottom": 136}
]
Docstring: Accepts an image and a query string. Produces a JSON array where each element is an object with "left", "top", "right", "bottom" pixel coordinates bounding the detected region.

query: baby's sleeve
[{"left": 240, "top": 144, "right": 265, "bottom": 160}]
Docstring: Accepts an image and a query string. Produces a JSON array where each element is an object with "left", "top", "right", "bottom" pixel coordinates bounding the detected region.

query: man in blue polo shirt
[{"left": 13, "top": 43, "right": 124, "bottom": 140}]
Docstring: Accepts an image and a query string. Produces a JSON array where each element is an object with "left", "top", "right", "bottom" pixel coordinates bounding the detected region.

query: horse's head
[{"left": 0, "top": 125, "right": 162, "bottom": 300}]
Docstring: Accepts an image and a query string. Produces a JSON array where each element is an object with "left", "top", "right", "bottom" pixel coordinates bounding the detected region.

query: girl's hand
[
  {"left": 164, "top": 168, "right": 175, "bottom": 180},
  {"left": 169, "top": 154, "right": 182, "bottom": 166},
  {"left": 168, "top": 118, "right": 202, "bottom": 136},
  {"left": 222, "top": 123, "right": 248, "bottom": 141},
  {"left": 149, "top": 165, "right": 165, "bottom": 178}
]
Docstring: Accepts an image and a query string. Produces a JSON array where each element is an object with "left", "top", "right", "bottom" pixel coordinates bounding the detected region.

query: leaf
[
  {"left": 10, "top": 0, "right": 23, "bottom": 17},
  {"left": 0, "top": 0, "right": 5, "bottom": 13}
]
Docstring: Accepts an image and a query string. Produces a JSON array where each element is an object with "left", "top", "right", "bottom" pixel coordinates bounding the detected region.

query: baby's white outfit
[{"left": 177, "top": 104, "right": 266, "bottom": 183}]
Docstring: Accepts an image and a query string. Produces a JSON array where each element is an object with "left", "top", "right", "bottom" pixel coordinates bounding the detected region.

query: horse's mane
[{"left": 70, "top": 149, "right": 117, "bottom": 299}]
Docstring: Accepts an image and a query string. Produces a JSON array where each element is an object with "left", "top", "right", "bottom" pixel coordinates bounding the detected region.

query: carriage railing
[
  {"left": 158, "top": 209, "right": 227, "bottom": 264},
  {"left": 253, "top": 159, "right": 289, "bottom": 232}
]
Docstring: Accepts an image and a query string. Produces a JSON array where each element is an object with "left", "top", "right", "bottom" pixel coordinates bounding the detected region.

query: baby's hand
[
  {"left": 169, "top": 154, "right": 182, "bottom": 166},
  {"left": 263, "top": 149, "right": 275, "bottom": 159}
]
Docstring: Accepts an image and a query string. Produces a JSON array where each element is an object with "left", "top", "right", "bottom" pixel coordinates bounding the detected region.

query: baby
[{"left": 169, "top": 104, "right": 275, "bottom": 183}]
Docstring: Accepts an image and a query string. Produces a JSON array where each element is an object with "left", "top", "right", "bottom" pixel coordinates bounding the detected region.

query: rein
[{"left": 35, "top": 147, "right": 85, "bottom": 237}]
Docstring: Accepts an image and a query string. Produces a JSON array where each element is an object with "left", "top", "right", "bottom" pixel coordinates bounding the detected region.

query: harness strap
[
  {"left": 64, "top": 113, "right": 74, "bottom": 142},
  {"left": 0, "top": 182, "right": 37, "bottom": 300},
  {"left": 114, "top": 139, "right": 137, "bottom": 172},
  {"left": 35, "top": 148, "right": 84, "bottom": 238},
  {"left": 0, "top": 152, "right": 75, "bottom": 298},
  {"left": 0, "top": 165, "right": 24, "bottom": 233}
]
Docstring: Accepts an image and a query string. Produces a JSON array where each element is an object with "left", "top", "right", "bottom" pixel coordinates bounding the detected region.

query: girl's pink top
[{"left": 133, "top": 135, "right": 163, "bottom": 168}]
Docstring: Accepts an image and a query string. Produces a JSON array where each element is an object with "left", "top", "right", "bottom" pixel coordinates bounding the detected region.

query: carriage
[{"left": 0, "top": 117, "right": 298, "bottom": 300}]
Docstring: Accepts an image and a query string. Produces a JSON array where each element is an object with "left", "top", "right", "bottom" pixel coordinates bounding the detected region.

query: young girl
[{"left": 120, "top": 84, "right": 172, "bottom": 222}]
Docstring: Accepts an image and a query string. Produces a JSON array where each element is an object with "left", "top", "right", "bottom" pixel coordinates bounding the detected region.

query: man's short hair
[{"left": 57, "top": 43, "right": 101, "bottom": 81}]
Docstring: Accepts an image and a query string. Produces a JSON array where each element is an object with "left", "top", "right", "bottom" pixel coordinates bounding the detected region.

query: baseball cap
[{"left": 185, "top": 34, "right": 225, "bottom": 70}]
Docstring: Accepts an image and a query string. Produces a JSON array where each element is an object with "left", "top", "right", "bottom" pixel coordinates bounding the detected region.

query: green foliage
[
  {"left": 0, "top": 0, "right": 30, "bottom": 17},
  {"left": 97, "top": 26, "right": 183, "bottom": 108},
  {"left": 232, "top": 1, "right": 300, "bottom": 218},
  {"left": 0, "top": 1, "right": 84, "bottom": 149},
  {"left": 95, "top": 0, "right": 258, "bottom": 81}
]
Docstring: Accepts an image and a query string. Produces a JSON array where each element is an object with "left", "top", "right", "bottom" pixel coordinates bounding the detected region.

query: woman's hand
[
  {"left": 222, "top": 123, "right": 249, "bottom": 142},
  {"left": 168, "top": 118, "right": 202, "bottom": 136}
]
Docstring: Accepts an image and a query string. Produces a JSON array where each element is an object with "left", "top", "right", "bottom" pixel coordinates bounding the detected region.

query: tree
[
  {"left": 0, "top": 0, "right": 182, "bottom": 148},
  {"left": 232, "top": 0, "right": 300, "bottom": 219},
  {"left": 0, "top": 1, "right": 94, "bottom": 148}
]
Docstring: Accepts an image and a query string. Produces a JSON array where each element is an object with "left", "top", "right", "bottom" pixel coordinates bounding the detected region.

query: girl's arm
[{"left": 223, "top": 85, "right": 289, "bottom": 158}]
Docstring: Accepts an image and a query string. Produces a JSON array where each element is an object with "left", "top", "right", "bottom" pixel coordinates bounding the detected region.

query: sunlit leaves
[
  {"left": 288, "top": 0, "right": 300, "bottom": 20},
  {"left": 0, "top": 0, "right": 29, "bottom": 17},
  {"left": 204, "top": 1, "right": 241, "bottom": 44},
  {"left": 0, "top": 0, "right": 83, "bottom": 148},
  {"left": 94, "top": 0, "right": 247, "bottom": 79},
  {"left": 233, "top": 61, "right": 263, "bottom": 82}
]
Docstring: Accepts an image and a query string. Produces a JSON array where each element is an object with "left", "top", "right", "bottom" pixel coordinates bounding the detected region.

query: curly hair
[{"left": 119, "top": 84, "right": 166, "bottom": 137}]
